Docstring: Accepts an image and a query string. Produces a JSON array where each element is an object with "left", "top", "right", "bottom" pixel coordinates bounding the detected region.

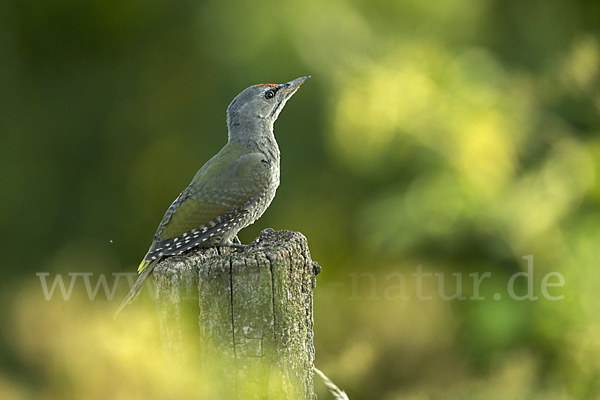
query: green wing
[
  {"left": 158, "top": 199, "right": 230, "bottom": 240},
  {"left": 152, "top": 148, "right": 271, "bottom": 242}
]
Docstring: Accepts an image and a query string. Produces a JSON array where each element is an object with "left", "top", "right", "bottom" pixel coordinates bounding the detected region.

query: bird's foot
[
  {"left": 230, "top": 243, "right": 247, "bottom": 253},
  {"left": 222, "top": 238, "right": 247, "bottom": 251}
]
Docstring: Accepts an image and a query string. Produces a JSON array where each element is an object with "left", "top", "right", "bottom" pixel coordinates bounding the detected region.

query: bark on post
[{"left": 152, "top": 229, "right": 319, "bottom": 400}]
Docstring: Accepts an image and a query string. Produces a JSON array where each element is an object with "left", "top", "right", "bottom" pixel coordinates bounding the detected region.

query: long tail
[{"left": 113, "top": 257, "right": 161, "bottom": 319}]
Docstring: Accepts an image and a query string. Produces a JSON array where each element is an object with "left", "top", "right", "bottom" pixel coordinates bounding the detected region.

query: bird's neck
[{"left": 227, "top": 118, "right": 280, "bottom": 164}]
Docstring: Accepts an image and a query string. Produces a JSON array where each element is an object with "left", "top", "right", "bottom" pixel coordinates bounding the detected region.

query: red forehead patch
[{"left": 253, "top": 83, "right": 276, "bottom": 87}]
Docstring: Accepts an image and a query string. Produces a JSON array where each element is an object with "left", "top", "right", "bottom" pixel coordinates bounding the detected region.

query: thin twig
[{"left": 313, "top": 367, "right": 349, "bottom": 400}]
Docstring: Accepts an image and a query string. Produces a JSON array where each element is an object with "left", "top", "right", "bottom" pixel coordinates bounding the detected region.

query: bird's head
[{"left": 226, "top": 76, "right": 310, "bottom": 134}]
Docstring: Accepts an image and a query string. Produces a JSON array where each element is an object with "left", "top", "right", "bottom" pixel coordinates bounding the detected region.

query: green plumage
[
  {"left": 156, "top": 147, "right": 270, "bottom": 242},
  {"left": 114, "top": 76, "right": 309, "bottom": 318}
]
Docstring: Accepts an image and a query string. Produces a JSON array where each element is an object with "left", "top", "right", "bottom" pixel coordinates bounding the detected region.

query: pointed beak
[
  {"left": 268, "top": 76, "right": 310, "bottom": 120},
  {"left": 278, "top": 76, "right": 310, "bottom": 98},
  {"left": 287, "top": 76, "right": 311, "bottom": 87}
]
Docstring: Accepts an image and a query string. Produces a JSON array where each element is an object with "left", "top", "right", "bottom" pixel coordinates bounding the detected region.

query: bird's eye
[{"left": 264, "top": 90, "right": 275, "bottom": 100}]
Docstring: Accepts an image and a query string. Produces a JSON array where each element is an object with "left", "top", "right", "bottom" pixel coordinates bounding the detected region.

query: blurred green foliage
[{"left": 1, "top": 0, "right": 600, "bottom": 398}]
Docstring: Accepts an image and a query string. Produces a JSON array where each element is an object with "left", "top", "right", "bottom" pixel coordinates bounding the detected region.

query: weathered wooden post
[{"left": 152, "top": 229, "right": 319, "bottom": 399}]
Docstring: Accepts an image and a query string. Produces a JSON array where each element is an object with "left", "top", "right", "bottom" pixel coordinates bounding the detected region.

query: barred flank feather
[{"left": 144, "top": 208, "right": 248, "bottom": 262}]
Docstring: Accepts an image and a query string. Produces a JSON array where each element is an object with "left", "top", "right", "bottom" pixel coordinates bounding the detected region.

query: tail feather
[
  {"left": 138, "top": 257, "right": 150, "bottom": 273},
  {"left": 113, "top": 257, "right": 160, "bottom": 319}
]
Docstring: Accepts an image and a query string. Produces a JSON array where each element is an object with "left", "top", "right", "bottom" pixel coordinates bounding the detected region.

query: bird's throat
[{"left": 228, "top": 118, "right": 280, "bottom": 164}]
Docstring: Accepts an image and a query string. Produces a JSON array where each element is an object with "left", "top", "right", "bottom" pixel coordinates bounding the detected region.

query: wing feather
[{"left": 145, "top": 151, "right": 271, "bottom": 259}]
